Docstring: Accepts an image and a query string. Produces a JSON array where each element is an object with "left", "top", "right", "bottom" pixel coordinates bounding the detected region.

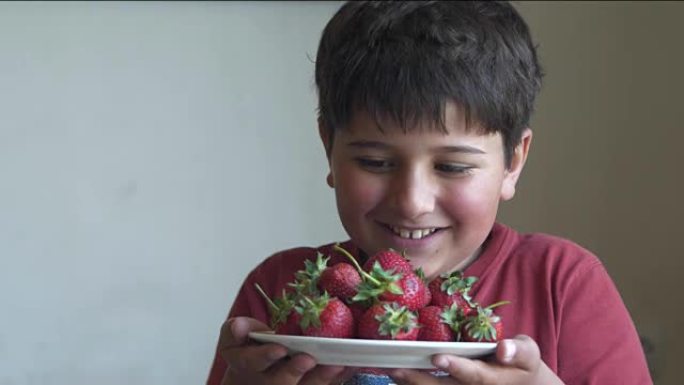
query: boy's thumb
[
  {"left": 496, "top": 335, "right": 541, "bottom": 371},
  {"left": 219, "top": 317, "right": 269, "bottom": 348}
]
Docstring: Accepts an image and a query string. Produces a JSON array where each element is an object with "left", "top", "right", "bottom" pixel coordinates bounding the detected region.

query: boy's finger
[
  {"left": 219, "top": 317, "right": 289, "bottom": 373},
  {"left": 219, "top": 317, "right": 271, "bottom": 349},
  {"left": 426, "top": 336, "right": 543, "bottom": 384},
  {"left": 224, "top": 343, "right": 289, "bottom": 373},
  {"left": 432, "top": 354, "right": 511, "bottom": 384},
  {"left": 389, "top": 368, "right": 445, "bottom": 385},
  {"left": 329, "top": 367, "right": 361, "bottom": 385},
  {"left": 495, "top": 335, "right": 541, "bottom": 372},
  {"left": 265, "top": 353, "right": 317, "bottom": 384},
  {"left": 218, "top": 317, "right": 272, "bottom": 363},
  {"left": 298, "top": 365, "right": 347, "bottom": 385}
]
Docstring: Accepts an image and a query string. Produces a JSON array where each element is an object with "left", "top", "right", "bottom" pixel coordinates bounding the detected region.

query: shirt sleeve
[
  {"left": 556, "top": 261, "right": 652, "bottom": 385},
  {"left": 205, "top": 268, "right": 271, "bottom": 385}
]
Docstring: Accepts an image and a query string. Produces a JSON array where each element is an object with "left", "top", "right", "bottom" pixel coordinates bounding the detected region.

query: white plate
[{"left": 248, "top": 331, "right": 497, "bottom": 369}]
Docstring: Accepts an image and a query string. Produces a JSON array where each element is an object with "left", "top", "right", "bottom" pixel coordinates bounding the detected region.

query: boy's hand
[
  {"left": 218, "top": 316, "right": 352, "bottom": 385},
  {"left": 389, "top": 335, "right": 564, "bottom": 385}
]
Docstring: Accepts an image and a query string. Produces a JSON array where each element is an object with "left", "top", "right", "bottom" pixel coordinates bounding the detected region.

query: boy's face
[{"left": 321, "top": 103, "right": 531, "bottom": 279}]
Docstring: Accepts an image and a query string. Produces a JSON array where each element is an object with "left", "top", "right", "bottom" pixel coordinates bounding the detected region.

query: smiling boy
[
  {"left": 207, "top": 2, "right": 652, "bottom": 385},
  {"left": 325, "top": 104, "right": 529, "bottom": 281}
]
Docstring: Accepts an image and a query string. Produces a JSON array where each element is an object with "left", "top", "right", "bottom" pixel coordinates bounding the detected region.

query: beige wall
[{"left": 501, "top": 2, "right": 684, "bottom": 384}]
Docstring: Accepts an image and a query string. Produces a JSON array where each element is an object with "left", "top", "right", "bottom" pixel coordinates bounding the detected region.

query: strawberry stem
[
  {"left": 485, "top": 300, "right": 511, "bottom": 310},
  {"left": 333, "top": 243, "right": 381, "bottom": 286},
  {"left": 254, "top": 283, "right": 279, "bottom": 311}
]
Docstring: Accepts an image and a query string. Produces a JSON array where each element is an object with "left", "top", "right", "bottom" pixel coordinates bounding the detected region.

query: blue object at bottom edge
[{"left": 343, "top": 371, "right": 449, "bottom": 385}]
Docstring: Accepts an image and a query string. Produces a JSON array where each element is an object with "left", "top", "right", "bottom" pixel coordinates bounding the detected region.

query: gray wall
[
  {"left": 0, "top": 2, "right": 345, "bottom": 384},
  {"left": 2, "top": 1, "right": 681, "bottom": 385}
]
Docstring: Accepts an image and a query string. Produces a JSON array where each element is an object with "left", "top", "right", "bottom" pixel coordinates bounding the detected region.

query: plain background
[{"left": 0, "top": 1, "right": 681, "bottom": 384}]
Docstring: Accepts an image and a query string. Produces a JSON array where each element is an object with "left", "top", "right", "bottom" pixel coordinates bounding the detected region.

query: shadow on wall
[{"left": 641, "top": 335, "right": 657, "bottom": 382}]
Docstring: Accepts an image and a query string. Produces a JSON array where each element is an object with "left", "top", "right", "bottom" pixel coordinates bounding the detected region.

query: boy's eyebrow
[
  {"left": 438, "top": 145, "right": 486, "bottom": 154},
  {"left": 347, "top": 140, "right": 486, "bottom": 154},
  {"left": 346, "top": 140, "right": 390, "bottom": 149}
]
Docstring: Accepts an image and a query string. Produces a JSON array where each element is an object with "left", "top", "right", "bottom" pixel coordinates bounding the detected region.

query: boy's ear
[
  {"left": 318, "top": 117, "right": 332, "bottom": 159},
  {"left": 500, "top": 128, "right": 532, "bottom": 201},
  {"left": 318, "top": 118, "right": 335, "bottom": 188}
]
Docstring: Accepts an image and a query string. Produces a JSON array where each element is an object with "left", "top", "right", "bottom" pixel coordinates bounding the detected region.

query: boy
[{"left": 207, "top": 2, "right": 652, "bottom": 384}]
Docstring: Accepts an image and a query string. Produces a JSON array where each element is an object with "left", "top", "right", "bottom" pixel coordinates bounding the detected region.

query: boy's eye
[
  {"left": 355, "top": 157, "right": 394, "bottom": 171},
  {"left": 434, "top": 163, "right": 473, "bottom": 175}
]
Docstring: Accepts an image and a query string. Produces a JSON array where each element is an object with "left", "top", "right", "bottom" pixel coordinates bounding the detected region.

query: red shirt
[{"left": 207, "top": 223, "right": 652, "bottom": 385}]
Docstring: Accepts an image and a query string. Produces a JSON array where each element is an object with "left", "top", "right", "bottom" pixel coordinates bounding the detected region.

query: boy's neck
[{"left": 451, "top": 246, "right": 482, "bottom": 273}]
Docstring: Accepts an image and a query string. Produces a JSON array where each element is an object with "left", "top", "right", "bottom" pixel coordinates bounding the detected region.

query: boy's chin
[
  {"left": 402, "top": 254, "right": 437, "bottom": 274},
  {"left": 411, "top": 262, "right": 442, "bottom": 281},
  {"left": 409, "top": 252, "right": 474, "bottom": 279}
]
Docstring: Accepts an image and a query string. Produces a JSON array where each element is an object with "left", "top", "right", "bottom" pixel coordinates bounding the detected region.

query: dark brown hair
[{"left": 315, "top": 1, "right": 543, "bottom": 166}]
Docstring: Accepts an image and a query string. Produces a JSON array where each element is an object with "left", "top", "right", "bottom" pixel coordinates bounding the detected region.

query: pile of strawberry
[{"left": 255, "top": 244, "right": 508, "bottom": 343}]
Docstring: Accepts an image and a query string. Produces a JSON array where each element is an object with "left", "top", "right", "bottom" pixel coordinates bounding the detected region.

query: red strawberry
[
  {"left": 380, "top": 271, "right": 429, "bottom": 311},
  {"left": 253, "top": 284, "right": 301, "bottom": 335},
  {"left": 461, "top": 301, "right": 509, "bottom": 342},
  {"left": 276, "top": 311, "right": 302, "bottom": 336},
  {"left": 334, "top": 245, "right": 404, "bottom": 298},
  {"left": 357, "top": 302, "right": 419, "bottom": 340},
  {"left": 334, "top": 244, "right": 426, "bottom": 311},
  {"left": 348, "top": 301, "right": 370, "bottom": 323},
  {"left": 297, "top": 293, "right": 355, "bottom": 338},
  {"left": 415, "top": 267, "right": 432, "bottom": 307},
  {"left": 422, "top": 287, "right": 432, "bottom": 308},
  {"left": 362, "top": 249, "right": 413, "bottom": 275},
  {"left": 318, "top": 262, "right": 362, "bottom": 299},
  {"left": 429, "top": 271, "right": 478, "bottom": 316},
  {"left": 417, "top": 305, "right": 464, "bottom": 342}
]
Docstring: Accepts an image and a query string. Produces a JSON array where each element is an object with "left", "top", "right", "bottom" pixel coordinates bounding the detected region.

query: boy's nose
[{"left": 388, "top": 169, "right": 436, "bottom": 220}]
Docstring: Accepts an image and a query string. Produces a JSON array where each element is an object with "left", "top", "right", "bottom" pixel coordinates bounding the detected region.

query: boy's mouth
[{"left": 383, "top": 224, "right": 444, "bottom": 240}]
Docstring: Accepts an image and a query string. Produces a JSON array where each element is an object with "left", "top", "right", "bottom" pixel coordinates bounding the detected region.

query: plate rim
[
  {"left": 248, "top": 331, "right": 498, "bottom": 369},
  {"left": 248, "top": 330, "right": 498, "bottom": 349}
]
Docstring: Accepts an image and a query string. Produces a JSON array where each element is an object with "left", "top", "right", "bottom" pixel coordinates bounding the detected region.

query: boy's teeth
[{"left": 391, "top": 226, "right": 436, "bottom": 239}]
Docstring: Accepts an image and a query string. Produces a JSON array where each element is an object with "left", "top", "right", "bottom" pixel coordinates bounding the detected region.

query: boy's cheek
[
  {"left": 333, "top": 179, "right": 379, "bottom": 216},
  {"left": 333, "top": 168, "right": 384, "bottom": 200},
  {"left": 439, "top": 188, "right": 500, "bottom": 222}
]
